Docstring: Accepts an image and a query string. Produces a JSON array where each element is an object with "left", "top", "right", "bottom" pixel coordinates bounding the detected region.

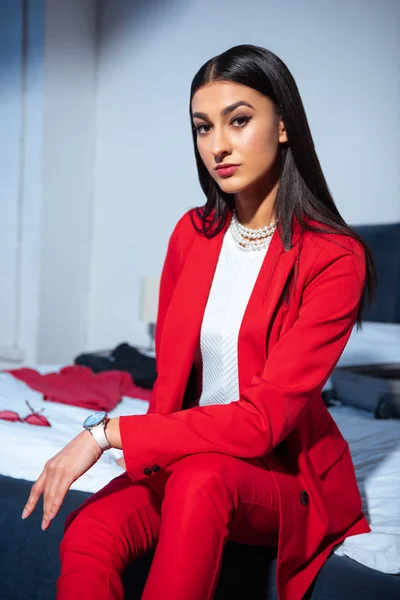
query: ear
[{"left": 278, "top": 118, "right": 288, "bottom": 144}]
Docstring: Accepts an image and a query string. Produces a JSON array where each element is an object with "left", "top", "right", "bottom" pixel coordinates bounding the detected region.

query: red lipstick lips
[{"left": 215, "top": 164, "right": 240, "bottom": 177}]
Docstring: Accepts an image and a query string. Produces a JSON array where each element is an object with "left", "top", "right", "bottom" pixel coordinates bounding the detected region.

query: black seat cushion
[{"left": 2, "top": 475, "right": 399, "bottom": 600}]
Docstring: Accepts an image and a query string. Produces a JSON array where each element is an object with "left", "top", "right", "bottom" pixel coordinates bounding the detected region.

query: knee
[
  {"left": 63, "top": 473, "right": 132, "bottom": 538},
  {"left": 62, "top": 498, "right": 111, "bottom": 544},
  {"left": 60, "top": 494, "right": 129, "bottom": 573},
  {"left": 164, "top": 454, "right": 236, "bottom": 509},
  {"left": 60, "top": 497, "right": 130, "bottom": 578},
  {"left": 63, "top": 492, "right": 109, "bottom": 536}
]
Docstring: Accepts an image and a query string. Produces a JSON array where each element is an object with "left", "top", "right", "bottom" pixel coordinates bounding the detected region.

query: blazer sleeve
[{"left": 120, "top": 238, "right": 366, "bottom": 480}]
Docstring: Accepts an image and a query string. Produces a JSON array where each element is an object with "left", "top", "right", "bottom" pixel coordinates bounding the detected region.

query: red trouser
[{"left": 57, "top": 452, "right": 280, "bottom": 600}]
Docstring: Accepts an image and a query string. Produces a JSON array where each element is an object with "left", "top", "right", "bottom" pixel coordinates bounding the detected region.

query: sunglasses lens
[
  {"left": 0, "top": 411, "right": 21, "bottom": 422},
  {"left": 25, "top": 414, "right": 51, "bottom": 427}
]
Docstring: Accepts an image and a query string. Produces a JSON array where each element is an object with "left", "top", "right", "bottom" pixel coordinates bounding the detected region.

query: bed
[
  {"left": 1, "top": 222, "right": 399, "bottom": 599},
  {"left": 0, "top": 322, "right": 399, "bottom": 494},
  {"left": 0, "top": 365, "right": 149, "bottom": 493}
]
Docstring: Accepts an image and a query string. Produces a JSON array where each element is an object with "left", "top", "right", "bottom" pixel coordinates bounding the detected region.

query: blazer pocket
[{"left": 307, "top": 425, "right": 349, "bottom": 477}]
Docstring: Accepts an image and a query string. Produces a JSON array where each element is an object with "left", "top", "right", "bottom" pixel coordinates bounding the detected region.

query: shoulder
[
  {"left": 302, "top": 217, "right": 365, "bottom": 258},
  {"left": 172, "top": 208, "right": 198, "bottom": 236},
  {"left": 299, "top": 217, "right": 366, "bottom": 284},
  {"left": 164, "top": 208, "right": 200, "bottom": 271},
  {"left": 169, "top": 206, "right": 205, "bottom": 247}
]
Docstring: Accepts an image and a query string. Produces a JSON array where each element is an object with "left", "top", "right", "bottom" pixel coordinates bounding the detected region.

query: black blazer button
[
  {"left": 300, "top": 490, "right": 309, "bottom": 506},
  {"left": 152, "top": 465, "right": 161, "bottom": 473},
  {"left": 144, "top": 468, "right": 153, "bottom": 476}
]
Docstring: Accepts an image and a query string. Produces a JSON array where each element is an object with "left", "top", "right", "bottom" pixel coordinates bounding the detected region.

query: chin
[{"left": 217, "top": 177, "right": 253, "bottom": 195}]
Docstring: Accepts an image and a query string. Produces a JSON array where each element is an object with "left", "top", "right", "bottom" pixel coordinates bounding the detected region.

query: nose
[{"left": 210, "top": 126, "right": 231, "bottom": 163}]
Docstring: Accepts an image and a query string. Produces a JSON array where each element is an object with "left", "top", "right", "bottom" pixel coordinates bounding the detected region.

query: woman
[{"left": 22, "top": 44, "right": 375, "bottom": 600}]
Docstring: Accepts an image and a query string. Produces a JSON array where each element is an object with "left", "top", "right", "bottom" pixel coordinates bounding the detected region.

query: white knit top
[{"left": 198, "top": 228, "right": 271, "bottom": 407}]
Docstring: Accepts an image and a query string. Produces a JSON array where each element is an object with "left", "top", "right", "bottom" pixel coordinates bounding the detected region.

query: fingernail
[
  {"left": 41, "top": 520, "right": 46, "bottom": 531},
  {"left": 21, "top": 509, "right": 28, "bottom": 519}
]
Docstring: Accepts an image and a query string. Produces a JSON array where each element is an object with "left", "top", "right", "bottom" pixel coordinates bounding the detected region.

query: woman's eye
[
  {"left": 231, "top": 116, "right": 251, "bottom": 127},
  {"left": 194, "top": 116, "right": 251, "bottom": 136},
  {"left": 195, "top": 124, "right": 211, "bottom": 135}
]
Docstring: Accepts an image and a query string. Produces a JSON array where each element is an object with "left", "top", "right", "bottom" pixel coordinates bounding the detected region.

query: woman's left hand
[{"left": 22, "top": 430, "right": 103, "bottom": 530}]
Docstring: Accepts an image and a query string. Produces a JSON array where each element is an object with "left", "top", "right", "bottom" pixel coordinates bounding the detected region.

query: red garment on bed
[{"left": 8, "top": 366, "right": 152, "bottom": 412}]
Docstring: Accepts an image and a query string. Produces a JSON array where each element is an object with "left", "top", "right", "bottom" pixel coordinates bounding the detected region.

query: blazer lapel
[
  {"left": 156, "top": 212, "right": 303, "bottom": 414},
  {"left": 154, "top": 217, "right": 230, "bottom": 413},
  {"left": 237, "top": 221, "right": 302, "bottom": 392}
]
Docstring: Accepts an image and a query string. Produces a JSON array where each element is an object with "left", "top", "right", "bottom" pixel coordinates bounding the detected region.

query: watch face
[{"left": 83, "top": 412, "right": 107, "bottom": 428}]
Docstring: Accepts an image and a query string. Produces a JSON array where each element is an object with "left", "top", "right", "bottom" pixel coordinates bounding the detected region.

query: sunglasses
[{"left": 0, "top": 400, "right": 51, "bottom": 427}]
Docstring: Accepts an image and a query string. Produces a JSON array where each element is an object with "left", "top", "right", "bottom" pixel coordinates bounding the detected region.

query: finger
[
  {"left": 42, "top": 461, "right": 61, "bottom": 519},
  {"left": 42, "top": 478, "right": 71, "bottom": 530},
  {"left": 22, "top": 474, "right": 46, "bottom": 519},
  {"left": 42, "top": 462, "right": 65, "bottom": 529}
]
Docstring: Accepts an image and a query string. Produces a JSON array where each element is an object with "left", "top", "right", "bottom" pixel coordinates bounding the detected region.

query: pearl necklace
[{"left": 229, "top": 210, "right": 278, "bottom": 251}]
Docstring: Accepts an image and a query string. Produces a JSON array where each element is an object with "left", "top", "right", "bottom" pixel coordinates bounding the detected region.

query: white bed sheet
[
  {"left": 331, "top": 405, "right": 400, "bottom": 573},
  {"left": 321, "top": 321, "right": 400, "bottom": 573},
  {"left": 0, "top": 365, "right": 148, "bottom": 493}
]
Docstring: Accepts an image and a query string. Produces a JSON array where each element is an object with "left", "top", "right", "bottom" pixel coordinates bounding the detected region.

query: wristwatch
[{"left": 83, "top": 411, "right": 111, "bottom": 451}]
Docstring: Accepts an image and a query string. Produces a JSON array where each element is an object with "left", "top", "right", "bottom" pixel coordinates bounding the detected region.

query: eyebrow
[{"left": 192, "top": 100, "right": 255, "bottom": 122}]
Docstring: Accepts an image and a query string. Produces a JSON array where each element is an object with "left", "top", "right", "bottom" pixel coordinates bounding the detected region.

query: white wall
[
  {"left": 0, "top": 0, "right": 25, "bottom": 355},
  {"left": 17, "top": 0, "right": 45, "bottom": 366},
  {"left": 1, "top": 0, "right": 399, "bottom": 363},
  {"left": 0, "top": 0, "right": 98, "bottom": 367},
  {"left": 37, "top": 0, "right": 98, "bottom": 363},
  {"left": 0, "top": 0, "right": 45, "bottom": 367},
  {"left": 88, "top": 0, "right": 400, "bottom": 350}
]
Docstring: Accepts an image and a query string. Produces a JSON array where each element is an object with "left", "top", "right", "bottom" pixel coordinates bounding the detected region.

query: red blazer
[{"left": 119, "top": 208, "right": 370, "bottom": 600}]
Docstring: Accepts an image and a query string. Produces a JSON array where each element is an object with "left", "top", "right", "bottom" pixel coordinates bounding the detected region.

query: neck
[{"left": 234, "top": 168, "right": 280, "bottom": 228}]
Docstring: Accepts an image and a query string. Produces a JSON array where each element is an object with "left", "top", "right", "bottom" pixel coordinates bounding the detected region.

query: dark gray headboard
[{"left": 352, "top": 222, "right": 400, "bottom": 323}]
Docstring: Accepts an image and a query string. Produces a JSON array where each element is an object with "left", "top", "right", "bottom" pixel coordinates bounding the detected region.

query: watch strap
[{"left": 90, "top": 422, "right": 111, "bottom": 451}]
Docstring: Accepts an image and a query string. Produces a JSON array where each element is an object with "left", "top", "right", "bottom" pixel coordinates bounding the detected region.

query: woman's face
[{"left": 191, "top": 81, "right": 287, "bottom": 195}]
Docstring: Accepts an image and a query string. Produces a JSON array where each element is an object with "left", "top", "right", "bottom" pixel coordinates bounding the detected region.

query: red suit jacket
[{"left": 119, "top": 208, "right": 370, "bottom": 600}]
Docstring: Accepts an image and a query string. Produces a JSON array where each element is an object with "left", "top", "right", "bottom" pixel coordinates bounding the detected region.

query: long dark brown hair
[{"left": 188, "top": 44, "right": 376, "bottom": 330}]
